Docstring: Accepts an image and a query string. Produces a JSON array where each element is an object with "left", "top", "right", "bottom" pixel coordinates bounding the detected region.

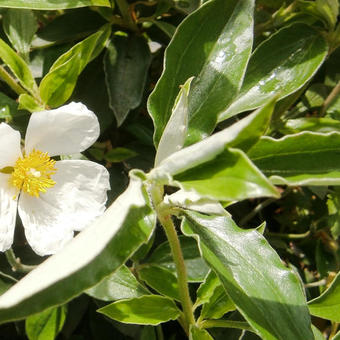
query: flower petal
[
  {"left": 18, "top": 194, "right": 74, "bottom": 256},
  {"left": 25, "top": 102, "right": 100, "bottom": 157},
  {"left": 0, "top": 123, "right": 22, "bottom": 168},
  {"left": 18, "top": 160, "right": 110, "bottom": 256},
  {"left": 49, "top": 160, "right": 110, "bottom": 231},
  {"left": 0, "top": 174, "right": 18, "bottom": 252}
]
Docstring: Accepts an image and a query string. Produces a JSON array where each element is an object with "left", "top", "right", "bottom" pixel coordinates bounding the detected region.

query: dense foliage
[{"left": 0, "top": 0, "right": 340, "bottom": 339}]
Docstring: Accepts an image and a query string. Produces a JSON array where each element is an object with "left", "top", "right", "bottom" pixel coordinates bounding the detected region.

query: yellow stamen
[{"left": 10, "top": 150, "right": 57, "bottom": 197}]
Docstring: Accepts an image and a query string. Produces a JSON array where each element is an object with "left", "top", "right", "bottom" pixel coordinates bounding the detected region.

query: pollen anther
[{"left": 10, "top": 150, "right": 57, "bottom": 197}]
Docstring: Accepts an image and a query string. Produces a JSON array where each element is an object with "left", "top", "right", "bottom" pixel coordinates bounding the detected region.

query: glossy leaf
[
  {"left": 104, "top": 35, "right": 151, "bottom": 126},
  {"left": 0, "top": 38, "right": 38, "bottom": 94},
  {"left": 25, "top": 306, "right": 67, "bottom": 340},
  {"left": 282, "top": 117, "right": 340, "bottom": 134},
  {"left": 146, "top": 236, "right": 209, "bottom": 282},
  {"left": 220, "top": 24, "right": 328, "bottom": 120},
  {"left": 308, "top": 271, "right": 340, "bottom": 322},
  {"left": 248, "top": 132, "right": 340, "bottom": 186},
  {"left": 85, "top": 265, "right": 150, "bottom": 301},
  {"left": 173, "top": 148, "right": 279, "bottom": 201},
  {"left": 0, "top": 92, "right": 25, "bottom": 120},
  {"left": 18, "top": 94, "right": 44, "bottom": 112},
  {"left": 190, "top": 326, "right": 214, "bottom": 340},
  {"left": 333, "top": 331, "right": 340, "bottom": 340},
  {"left": 200, "top": 285, "right": 235, "bottom": 319},
  {"left": 139, "top": 265, "right": 180, "bottom": 301},
  {"left": 155, "top": 77, "right": 193, "bottom": 166},
  {"left": 181, "top": 210, "right": 313, "bottom": 340},
  {"left": 97, "top": 295, "right": 180, "bottom": 325},
  {"left": 312, "top": 325, "right": 326, "bottom": 340},
  {"left": 150, "top": 99, "right": 277, "bottom": 178},
  {"left": 39, "top": 25, "right": 111, "bottom": 107},
  {"left": 148, "top": 0, "right": 254, "bottom": 146},
  {"left": 0, "top": 171, "right": 156, "bottom": 323},
  {"left": 0, "top": 0, "right": 110, "bottom": 9},
  {"left": 194, "top": 271, "right": 221, "bottom": 309},
  {"left": 3, "top": 9, "right": 38, "bottom": 59}
]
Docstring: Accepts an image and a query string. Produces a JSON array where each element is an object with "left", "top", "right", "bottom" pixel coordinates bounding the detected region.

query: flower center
[{"left": 10, "top": 150, "right": 57, "bottom": 197}]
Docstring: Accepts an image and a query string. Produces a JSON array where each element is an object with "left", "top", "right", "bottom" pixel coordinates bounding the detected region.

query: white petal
[
  {"left": 0, "top": 174, "right": 18, "bottom": 252},
  {"left": 0, "top": 123, "right": 22, "bottom": 168},
  {"left": 25, "top": 102, "right": 100, "bottom": 157},
  {"left": 18, "top": 194, "right": 74, "bottom": 256},
  {"left": 18, "top": 160, "right": 110, "bottom": 256},
  {"left": 49, "top": 160, "right": 110, "bottom": 231}
]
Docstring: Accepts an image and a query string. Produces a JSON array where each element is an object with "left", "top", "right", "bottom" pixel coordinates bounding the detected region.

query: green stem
[
  {"left": 5, "top": 248, "right": 37, "bottom": 273},
  {"left": 0, "top": 270, "right": 18, "bottom": 282},
  {"left": 200, "top": 320, "right": 255, "bottom": 333},
  {"left": 267, "top": 230, "right": 310, "bottom": 239},
  {"left": 156, "top": 325, "right": 164, "bottom": 340},
  {"left": 321, "top": 80, "right": 340, "bottom": 115},
  {"left": 151, "top": 185, "right": 195, "bottom": 334},
  {"left": 0, "top": 65, "right": 26, "bottom": 96}
]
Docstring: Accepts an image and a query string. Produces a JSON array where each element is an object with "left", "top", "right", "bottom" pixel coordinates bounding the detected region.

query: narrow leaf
[
  {"left": 173, "top": 148, "right": 279, "bottom": 201},
  {"left": 308, "top": 271, "right": 340, "bottom": 322},
  {"left": 104, "top": 35, "right": 151, "bottom": 126},
  {"left": 39, "top": 25, "right": 111, "bottom": 107},
  {"left": 190, "top": 325, "right": 214, "bottom": 340},
  {"left": 148, "top": 0, "right": 254, "bottom": 146},
  {"left": 25, "top": 306, "right": 67, "bottom": 340},
  {"left": 220, "top": 23, "right": 328, "bottom": 120},
  {"left": 85, "top": 265, "right": 150, "bottom": 301},
  {"left": 0, "top": 38, "right": 37, "bottom": 94},
  {"left": 155, "top": 77, "right": 193, "bottom": 166},
  {"left": 0, "top": 171, "right": 156, "bottom": 323},
  {"left": 0, "top": 0, "right": 110, "bottom": 9},
  {"left": 98, "top": 295, "right": 180, "bottom": 325},
  {"left": 181, "top": 211, "right": 313, "bottom": 340},
  {"left": 248, "top": 132, "right": 340, "bottom": 186}
]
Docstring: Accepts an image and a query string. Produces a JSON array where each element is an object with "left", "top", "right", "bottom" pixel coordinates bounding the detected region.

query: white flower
[{"left": 0, "top": 102, "right": 110, "bottom": 256}]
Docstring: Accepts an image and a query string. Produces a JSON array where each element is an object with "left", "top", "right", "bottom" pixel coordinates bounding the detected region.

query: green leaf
[
  {"left": 18, "top": 94, "right": 44, "bottom": 112},
  {"left": 173, "top": 148, "right": 279, "bottom": 201},
  {"left": 39, "top": 24, "right": 111, "bottom": 107},
  {"left": 220, "top": 23, "right": 328, "bottom": 120},
  {"left": 189, "top": 325, "right": 214, "bottom": 340},
  {"left": 0, "top": 92, "right": 26, "bottom": 120},
  {"left": 104, "top": 147, "right": 138, "bottom": 163},
  {"left": 139, "top": 265, "right": 180, "bottom": 301},
  {"left": 150, "top": 99, "right": 277, "bottom": 179},
  {"left": 3, "top": 9, "right": 38, "bottom": 59},
  {"left": 327, "top": 188, "right": 340, "bottom": 238},
  {"left": 282, "top": 118, "right": 340, "bottom": 134},
  {"left": 194, "top": 271, "right": 220, "bottom": 308},
  {"left": 333, "top": 330, "right": 340, "bottom": 340},
  {"left": 25, "top": 306, "right": 67, "bottom": 340},
  {"left": 308, "top": 271, "right": 340, "bottom": 322},
  {"left": 248, "top": 132, "right": 340, "bottom": 186},
  {"left": 104, "top": 35, "right": 151, "bottom": 126},
  {"left": 97, "top": 295, "right": 180, "bottom": 325},
  {"left": 140, "top": 326, "right": 157, "bottom": 340},
  {"left": 146, "top": 236, "right": 209, "bottom": 282},
  {"left": 155, "top": 77, "right": 193, "bottom": 166},
  {"left": 200, "top": 285, "right": 235, "bottom": 320},
  {"left": 0, "top": 39, "right": 38, "bottom": 94},
  {"left": 148, "top": 0, "right": 254, "bottom": 146},
  {"left": 312, "top": 325, "right": 326, "bottom": 340},
  {"left": 0, "top": 0, "right": 110, "bottom": 9},
  {"left": 0, "top": 171, "right": 156, "bottom": 323},
  {"left": 85, "top": 265, "right": 150, "bottom": 301},
  {"left": 181, "top": 211, "right": 313, "bottom": 340}
]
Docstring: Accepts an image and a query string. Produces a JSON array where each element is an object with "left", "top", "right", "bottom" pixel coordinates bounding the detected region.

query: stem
[
  {"left": 239, "top": 198, "right": 276, "bottom": 225},
  {"left": 321, "top": 80, "right": 340, "bottom": 115},
  {"left": 5, "top": 248, "right": 37, "bottom": 273},
  {"left": 200, "top": 320, "right": 255, "bottom": 333},
  {"left": 267, "top": 230, "right": 310, "bottom": 239},
  {"left": 150, "top": 185, "right": 195, "bottom": 334},
  {"left": 0, "top": 270, "right": 18, "bottom": 282},
  {"left": 0, "top": 65, "right": 26, "bottom": 96},
  {"left": 156, "top": 325, "right": 164, "bottom": 340},
  {"left": 304, "top": 279, "right": 326, "bottom": 288}
]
